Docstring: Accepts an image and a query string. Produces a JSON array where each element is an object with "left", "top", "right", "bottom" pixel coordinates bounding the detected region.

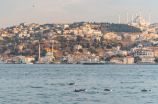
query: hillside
[{"left": 100, "top": 23, "right": 142, "bottom": 33}]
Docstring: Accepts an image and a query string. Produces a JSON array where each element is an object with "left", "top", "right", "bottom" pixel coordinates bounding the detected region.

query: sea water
[{"left": 0, "top": 64, "right": 158, "bottom": 104}]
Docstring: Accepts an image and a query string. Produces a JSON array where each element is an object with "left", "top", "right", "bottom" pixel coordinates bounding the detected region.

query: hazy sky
[{"left": 0, "top": 0, "right": 157, "bottom": 28}]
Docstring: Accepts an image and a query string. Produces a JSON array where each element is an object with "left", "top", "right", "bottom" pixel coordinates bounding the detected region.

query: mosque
[
  {"left": 131, "top": 16, "right": 150, "bottom": 26},
  {"left": 38, "top": 43, "right": 55, "bottom": 64},
  {"left": 118, "top": 10, "right": 151, "bottom": 26}
]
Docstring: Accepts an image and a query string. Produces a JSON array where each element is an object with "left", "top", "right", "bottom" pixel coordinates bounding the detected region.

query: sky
[{"left": 0, "top": 0, "right": 157, "bottom": 28}]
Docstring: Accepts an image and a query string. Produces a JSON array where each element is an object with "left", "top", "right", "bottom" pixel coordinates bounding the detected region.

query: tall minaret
[
  {"left": 140, "top": 10, "right": 141, "bottom": 17},
  {"left": 52, "top": 43, "right": 54, "bottom": 57},
  {"left": 149, "top": 10, "right": 151, "bottom": 25},
  {"left": 136, "top": 12, "right": 137, "bottom": 17},
  {"left": 118, "top": 13, "right": 120, "bottom": 24},
  {"left": 126, "top": 11, "right": 128, "bottom": 24},
  {"left": 39, "top": 42, "right": 40, "bottom": 60},
  {"left": 132, "top": 12, "right": 133, "bottom": 24}
]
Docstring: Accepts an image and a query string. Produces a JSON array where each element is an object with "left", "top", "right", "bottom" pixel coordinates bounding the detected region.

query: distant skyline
[{"left": 0, "top": 0, "right": 156, "bottom": 28}]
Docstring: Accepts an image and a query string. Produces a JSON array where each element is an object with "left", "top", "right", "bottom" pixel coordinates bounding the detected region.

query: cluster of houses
[
  {"left": 0, "top": 43, "right": 157, "bottom": 64},
  {"left": 0, "top": 22, "right": 158, "bottom": 64},
  {"left": 0, "top": 22, "right": 158, "bottom": 43}
]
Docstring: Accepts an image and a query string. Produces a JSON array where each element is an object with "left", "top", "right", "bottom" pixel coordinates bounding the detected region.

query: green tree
[
  {"left": 76, "top": 36, "right": 82, "bottom": 42},
  {"left": 79, "top": 49, "right": 83, "bottom": 53},
  {"left": 41, "top": 50, "right": 47, "bottom": 56}
]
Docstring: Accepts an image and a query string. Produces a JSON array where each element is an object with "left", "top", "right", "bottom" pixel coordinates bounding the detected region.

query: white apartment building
[
  {"left": 74, "top": 45, "right": 82, "bottom": 50},
  {"left": 18, "top": 33, "right": 30, "bottom": 38},
  {"left": 123, "top": 56, "right": 134, "bottom": 64},
  {"left": 22, "top": 57, "right": 35, "bottom": 64},
  {"left": 61, "top": 24, "right": 69, "bottom": 29},
  {"left": 134, "top": 50, "right": 155, "bottom": 63}
]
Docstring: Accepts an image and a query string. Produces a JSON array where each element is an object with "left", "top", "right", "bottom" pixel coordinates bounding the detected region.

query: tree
[
  {"left": 65, "top": 27, "right": 70, "bottom": 30},
  {"left": 2, "top": 46, "right": 7, "bottom": 52},
  {"left": 76, "top": 36, "right": 82, "bottom": 42},
  {"left": 79, "top": 49, "right": 83, "bottom": 53},
  {"left": 86, "top": 43, "right": 90, "bottom": 48},
  {"left": 154, "top": 58, "right": 158, "bottom": 62},
  {"left": 58, "top": 36, "right": 67, "bottom": 42},
  {"left": 3, "top": 37, "right": 12, "bottom": 42},
  {"left": 134, "top": 56, "right": 141, "bottom": 63},
  {"left": 41, "top": 50, "right": 47, "bottom": 56},
  {"left": 31, "top": 60, "right": 36, "bottom": 64},
  {"left": 105, "top": 57, "right": 112, "bottom": 61},
  {"left": 70, "top": 32, "right": 74, "bottom": 35},
  {"left": 101, "top": 23, "right": 142, "bottom": 33}
]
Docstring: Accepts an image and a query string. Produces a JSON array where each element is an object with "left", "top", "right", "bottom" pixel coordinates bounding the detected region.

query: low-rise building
[
  {"left": 74, "top": 45, "right": 82, "bottom": 50},
  {"left": 13, "top": 56, "right": 25, "bottom": 64},
  {"left": 134, "top": 50, "right": 155, "bottom": 63},
  {"left": 22, "top": 57, "right": 35, "bottom": 64},
  {"left": 18, "top": 33, "right": 30, "bottom": 38},
  {"left": 68, "top": 56, "right": 75, "bottom": 63},
  {"left": 110, "top": 58, "right": 122, "bottom": 64},
  {"left": 61, "top": 24, "right": 69, "bottom": 29},
  {"left": 103, "top": 33, "right": 117, "bottom": 40},
  {"left": 123, "top": 56, "right": 134, "bottom": 64}
]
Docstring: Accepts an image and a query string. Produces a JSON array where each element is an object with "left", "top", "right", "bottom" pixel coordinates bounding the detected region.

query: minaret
[
  {"left": 39, "top": 42, "right": 40, "bottom": 60},
  {"left": 136, "top": 12, "right": 137, "bottom": 17},
  {"left": 149, "top": 10, "right": 151, "bottom": 25},
  {"left": 139, "top": 10, "right": 141, "bottom": 25},
  {"left": 126, "top": 11, "right": 128, "bottom": 24},
  {"left": 118, "top": 13, "right": 120, "bottom": 24},
  {"left": 132, "top": 12, "right": 133, "bottom": 24},
  {"left": 52, "top": 43, "right": 54, "bottom": 57},
  {"left": 146, "top": 18, "right": 147, "bottom": 25}
]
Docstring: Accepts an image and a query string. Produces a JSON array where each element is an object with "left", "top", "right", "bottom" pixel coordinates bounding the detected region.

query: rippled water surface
[{"left": 0, "top": 64, "right": 158, "bottom": 104}]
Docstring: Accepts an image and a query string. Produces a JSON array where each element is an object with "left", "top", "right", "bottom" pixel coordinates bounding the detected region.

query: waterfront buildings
[
  {"left": 134, "top": 50, "right": 155, "bottom": 64},
  {"left": 123, "top": 56, "right": 134, "bottom": 64}
]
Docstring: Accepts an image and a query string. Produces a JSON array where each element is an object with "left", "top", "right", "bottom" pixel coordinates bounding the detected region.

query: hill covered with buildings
[{"left": 0, "top": 21, "right": 158, "bottom": 64}]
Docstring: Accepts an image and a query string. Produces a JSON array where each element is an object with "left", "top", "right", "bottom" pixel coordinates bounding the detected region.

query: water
[{"left": 0, "top": 64, "right": 158, "bottom": 104}]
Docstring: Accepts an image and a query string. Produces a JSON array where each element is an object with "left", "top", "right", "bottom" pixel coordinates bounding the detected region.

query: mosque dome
[
  {"left": 45, "top": 52, "right": 53, "bottom": 57},
  {"left": 131, "top": 16, "right": 150, "bottom": 26}
]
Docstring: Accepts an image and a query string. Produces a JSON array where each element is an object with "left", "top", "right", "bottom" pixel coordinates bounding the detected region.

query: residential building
[
  {"left": 103, "top": 33, "right": 117, "bottom": 40},
  {"left": 61, "top": 24, "right": 69, "bottom": 29},
  {"left": 134, "top": 50, "right": 155, "bottom": 63},
  {"left": 22, "top": 57, "right": 35, "bottom": 64},
  {"left": 13, "top": 56, "right": 25, "bottom": 64},
  {"left": 68, "top": 56, "right": 74, "bottom": 63},
  {"left": 123, "top": 56, "right": 134, "bottom": 64},
  {"left": 74, "top": 45, "right": 82, "bottom": 50},
  {"left": 18, "top": 33, "right": 30, "bottom": 38},
  {"left": 110, "top": 58, "right": 122, "bottom": 64}
]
